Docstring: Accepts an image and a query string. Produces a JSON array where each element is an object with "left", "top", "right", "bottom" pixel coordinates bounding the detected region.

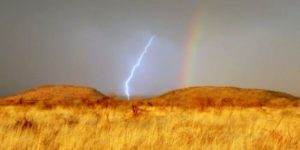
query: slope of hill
[{"left": 0, "top": 85, "right": 107, "bottom": 106}]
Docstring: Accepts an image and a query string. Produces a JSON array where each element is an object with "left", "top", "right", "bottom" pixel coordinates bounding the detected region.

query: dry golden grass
[{"left": 0, "top": 85, "right": 300, "bottom": 150}]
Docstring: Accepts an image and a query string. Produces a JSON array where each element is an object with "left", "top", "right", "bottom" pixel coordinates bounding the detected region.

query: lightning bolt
[{"left": 125, "top": 35, "right": 156, "bottom": 100}]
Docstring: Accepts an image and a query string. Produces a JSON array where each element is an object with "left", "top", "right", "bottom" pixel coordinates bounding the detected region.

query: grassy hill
[{"left": 0, "top": 85, "right": 299, "bottom": 149}]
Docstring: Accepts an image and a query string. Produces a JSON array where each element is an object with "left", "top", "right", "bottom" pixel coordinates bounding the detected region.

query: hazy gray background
[{"left": 1, "top": 0, "right": 300, "bottom": 97}]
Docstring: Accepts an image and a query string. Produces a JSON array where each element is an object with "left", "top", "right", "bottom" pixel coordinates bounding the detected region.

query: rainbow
[{"left": 181, "top": 10, "right": 203, "bottom": 87}]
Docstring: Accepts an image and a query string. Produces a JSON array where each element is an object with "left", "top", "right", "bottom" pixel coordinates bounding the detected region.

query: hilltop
[
  {"left": 152, "top": 86, "right": 299, "bottom": 107},
  {"left": 0, "top": 85, "right": 299, "bottom": 108}
]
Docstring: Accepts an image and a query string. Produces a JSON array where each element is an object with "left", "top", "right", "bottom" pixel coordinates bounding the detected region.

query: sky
[{"left": 0, "top": 0, "right": 300, "bottom": 97}]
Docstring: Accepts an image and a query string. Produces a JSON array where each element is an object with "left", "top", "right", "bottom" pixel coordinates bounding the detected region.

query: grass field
[{"left": 0, "top": 85, "right": 299, "bottom": 150}]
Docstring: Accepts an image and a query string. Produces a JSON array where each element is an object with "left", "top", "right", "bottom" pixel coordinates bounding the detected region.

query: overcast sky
[{"left": 1, "top": 0, "right": 299, "bottom": 97}]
